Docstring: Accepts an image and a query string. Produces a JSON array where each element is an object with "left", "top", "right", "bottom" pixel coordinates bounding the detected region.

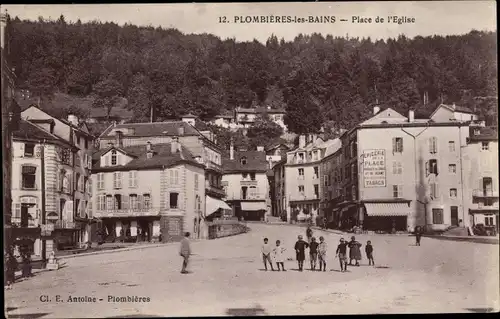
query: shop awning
[
  {"left": 241, "top": 202, "right": 267, "bottom": 211},
  {"left": 364, "top": 203, "right": 411, "bottom": 217},
  {"left": 206, "top": 196, "right": 231, "bottom": 216}
]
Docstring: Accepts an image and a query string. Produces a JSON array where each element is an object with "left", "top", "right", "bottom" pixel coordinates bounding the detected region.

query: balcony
[
  {"left": 240, "top": 179, "right": 258, "bottom": 186},
  {"left": 226, "top": 194, "right": 265, "bottom": 201},
  {"left": 54, "top": 220, "right": 78, "bottom": 229},
  {"left": 206, "top": 181, "right": 226, "bottom": 198},
  {"left": 473, "top": 189, "right": 499, "bottom": 198},
  {"left": 205, "top": 160, "right": 222, "bottom": 172},
  {"left": 289, "top": 194, "right": 320, "bottom": 202},
  {"left": 93, "top": 207, "right": 161, "bottom": 218}
]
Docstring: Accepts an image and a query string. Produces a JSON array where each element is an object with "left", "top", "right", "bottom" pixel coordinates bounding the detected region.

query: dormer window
[
  {"left": 240, "top": 157, "right": 247, "bottom": 165},
  {"left": 111, "top": 150, "right": 117, "bottom": 165}
]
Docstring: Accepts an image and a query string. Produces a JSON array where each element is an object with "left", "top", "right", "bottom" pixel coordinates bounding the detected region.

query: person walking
[
  {"left": 179, "top": 232, "right": 191, "bottom": 274},
  {"left": 306, "top": 226, "right": 313, "bottom": 243},
  {"left": 348, "top": 236, "right": 362, "bottom": 266},
  {"left": 318, "top": 236, "right": 328, "bottom": 272},
  {"left": 335, "top": 238, "right": 349, "bottom": 272},
  {"left": 272, "top": 240, "right": 286, "bottom": 271},
  {"left": 415, "top": 226, "right": 423, "bottom": 246},
  {"left": 309, "top": 237, "right": 319, "bottom": 271},
  {"left": 261, "top": 238, "right": 274, "bottom": 271},
  {"left": 294, "top": 235, "right": 309, "bottom": 271},
  {"left": 365, "top": 240, "right": 375, "bottom": 266}
]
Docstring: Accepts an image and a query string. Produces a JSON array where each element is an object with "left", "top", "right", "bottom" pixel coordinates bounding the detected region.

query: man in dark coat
[
  {"left": 180, "top": 232, "right": 191, "bottom": 274},
  {"left": 415, "top": 226, "right": 423, "bottom": 246},
  {"left": 294, "top": 235, "right": 309, "bottom": 271}
]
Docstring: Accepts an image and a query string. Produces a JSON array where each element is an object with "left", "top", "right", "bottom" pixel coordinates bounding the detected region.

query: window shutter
[
  {"left": 105, "top": 155, "right": 110, "bottom": 167},
  {"left": 128, "top": 172, "right": 133, "bottom": 187},
  {"left": 393, "top": 161, "right": 397, "bottom": 174},
  {"left": 134, "top": 171, "right": 138, "bottom": 187},
  {"left": 14, "top": 203, "right": 21, "bottom": 218},
  {"left": 435, "top": 183, "right": 439, "bottom": 198},
  {"left": 122, "top": 195, "right": 129, "bottom": 209},
  {"left": 433, "top": 137, "right": 438, "bottom": 154},
  {"left": 138, "top": 195, "right": 143, "bottom": 209},
  {"left": 425, "top": 161, "right": 429, "bottom": 177},
  {"left": 392, "top": 138, "right": 396, "bottom": 153},
  {"left": 178, "top": 193, "right": 183, "bottom": 210},
  {"left": 117, "top": 172, "right": 122, "bottom": 188},
  {"left": 165, "top": 193, "right": 169, "bottom": 209}
]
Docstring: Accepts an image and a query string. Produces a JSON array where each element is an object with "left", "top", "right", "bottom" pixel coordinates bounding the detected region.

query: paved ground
[{"left": 5, "top": 224, "right": 499, "bottom": 317}]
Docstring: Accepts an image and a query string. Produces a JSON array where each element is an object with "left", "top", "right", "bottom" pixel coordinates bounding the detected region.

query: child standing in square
[
  {"left": 272, "top": 240, "right": 287, "bottom": 271},
  {"left": 365, "top": 240, "right": 375, "bottom": 266},
  {"left": 318, "top": 236, "right": 328, "bottom": 272}
]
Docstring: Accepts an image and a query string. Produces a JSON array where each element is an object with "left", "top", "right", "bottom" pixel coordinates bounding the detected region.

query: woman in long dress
[
  {"left": 294, "top": 235, "right": 309, "bottom": 271},
  {"left": 348, "top": 236, "right": 362, "bottom": 266}
]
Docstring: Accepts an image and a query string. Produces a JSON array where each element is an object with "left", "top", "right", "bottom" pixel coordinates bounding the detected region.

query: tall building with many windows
[{"left": 91, "top": 139, "right": 206, "bottom": 241}]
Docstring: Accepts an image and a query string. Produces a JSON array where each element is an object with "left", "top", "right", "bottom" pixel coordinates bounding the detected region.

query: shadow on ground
[
  {"left": 106, "top": 315, "right": 164, "bottom": 318},
  {"left": 226, "top": 304, "right": 266, "bottom": 316}
]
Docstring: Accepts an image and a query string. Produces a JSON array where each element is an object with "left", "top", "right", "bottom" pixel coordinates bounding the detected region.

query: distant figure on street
[
  {"left": 309, "top": 237, "right": 319, "bottom": 271},
  {"left": 272, "top": 240, "right": 286, "bottom": 271},
  {"left": 306, "top": 227, "right": 313, "bottom": 243},
  {"left": 322, "top": 217, "right": 327, "bottom": 230},
  {"left": 348, "top": 236, "right": 362, "bottom": 266},
  {"left": 294, "top": 235, "right": 309, "bottom": 271},
  {"left": 318, "top": 236, "right": 327, "bottom": 272},
  {"left": 261, "top": 238, "right": 274, "bottom": 271},
  {"left": 415, "top": 226, "right": 423, "bottom": 246},
  {"left": 335, "top": 238, "right": 349, "bottom": 272},
  {"left": 179, "top": 232, "right": 191, "bottom": 274},
  {"left": 365, "top": 240, "right": 374, "bottom": 266}
]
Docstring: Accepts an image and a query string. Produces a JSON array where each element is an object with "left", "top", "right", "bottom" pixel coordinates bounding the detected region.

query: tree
[
  {"left": 247, "top": 116, "right": 284, "bottom": 149},
  {"left": 91, "top": 77, "right": 123, "bottom": 120}
]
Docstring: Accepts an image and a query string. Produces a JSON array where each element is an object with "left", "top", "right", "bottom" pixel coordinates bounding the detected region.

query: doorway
[{"left": 451, "top": 206, "right": 459, "bottom": 226}]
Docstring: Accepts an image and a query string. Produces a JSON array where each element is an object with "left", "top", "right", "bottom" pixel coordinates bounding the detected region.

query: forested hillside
[{"left": 4, "top": 15, "right": 498, "bottom": 133}]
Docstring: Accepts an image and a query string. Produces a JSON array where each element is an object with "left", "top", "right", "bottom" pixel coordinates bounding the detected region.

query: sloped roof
[
  {"left": 13, "top": 119, "right": 75, "bottom": 148},
  {"left": 181, "top": 113, "right": 197, "bottom": 118},
  {"left": 360, "top": 108, "right": 408, "bottom": 126},
  {"left": 92, "top": 143, "right": 202, "bottom": 171},
  {"left": 223, "top": 150, "right": 268, "bottom": 173},
  {"left": 100, "top": 121, "right": 202, "bottom": 138},
  {"left": 469, "top": 126, "right": 498, "bottom": 142}
]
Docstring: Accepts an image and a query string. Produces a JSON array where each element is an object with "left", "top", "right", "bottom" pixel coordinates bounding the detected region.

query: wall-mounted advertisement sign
[{"left": 362, "top": 149, "right": 386, "bottom": 188}]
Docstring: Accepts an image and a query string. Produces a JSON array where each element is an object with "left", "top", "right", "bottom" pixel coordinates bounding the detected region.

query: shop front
[
  {"left": 100, "top": 216, "right": 161, "bottom": 243},
  {"left": 240, "top": 201, "right": 267, "bottom": 221},
  {"left": 362, "top": 201, "right": 412, "bottom": 233}
]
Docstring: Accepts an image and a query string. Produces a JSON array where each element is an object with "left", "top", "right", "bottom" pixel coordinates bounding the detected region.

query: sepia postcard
[{"left": 2, "top": 1, "right": 498, "bottom": 317}]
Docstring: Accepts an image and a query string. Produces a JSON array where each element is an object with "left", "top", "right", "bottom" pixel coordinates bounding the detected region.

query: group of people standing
[{"left": 261, "top": 227, "right": 376, "bottom": 273}]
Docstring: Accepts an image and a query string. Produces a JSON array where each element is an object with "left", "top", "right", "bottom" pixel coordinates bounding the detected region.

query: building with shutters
[
  {"left": 11, "top": 119, "right": 80, "bottom": 255},
  {"left": 222, "top": 144, "right": 269, "bottom": 221},
  {"left": 20, "top": 106, "right": 95, "bottom": 248},
  {"left": 328, "top": 104, "right": 485, "bottom": 233},
  {"left": 462, "top": 126, "right": 499, "bottom": 232},
  {"left": 90, "top": 138, "right": 206, "bottom": 242}
]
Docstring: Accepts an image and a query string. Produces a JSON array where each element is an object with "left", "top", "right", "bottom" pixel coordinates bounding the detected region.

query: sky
[{"left": 2, "top": 2, "right": 497, "bottom": 43}]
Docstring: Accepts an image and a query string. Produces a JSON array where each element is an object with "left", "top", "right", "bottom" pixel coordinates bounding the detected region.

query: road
[{"left": 5, "top": 223, "right": 499, "bottom": 317}]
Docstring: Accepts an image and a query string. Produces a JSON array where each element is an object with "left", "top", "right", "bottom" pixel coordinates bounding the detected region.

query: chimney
[
  {"left": 268, "top": 157, "right": 273, "bottom": 169},
  {"left": 171, "top": 136, "right": 179, "bottom": 153},
  {"left": 115, "top": 130, "right": 123, "bottom": 148},
  {"left": 373, "top": 106, "right": 381, "bottom": 115},
  {"left": 408, "top": 110, "right": 415, "bottom": 123},
  {"left": 178, "top": 126, "right": 185, "bottom": 136},
  {"left": 68, "top": 114, "right": 79, "bottom": 126},
  {"left": 230, "top": 141, "right": 234, "bottom": 160},
  {"left": 257, "top": 146, "right": 264, "bottom": 152},
  {"left": 299, "top": 135, "right": 306, "bottom": 148}
]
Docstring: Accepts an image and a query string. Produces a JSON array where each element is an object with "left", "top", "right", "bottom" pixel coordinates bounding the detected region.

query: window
[
  {"left": 298, "top": 153, "right": 304, "bottom": 163},
  {"left": 128, "top": 171, "right": 138, "bottom": 188},
  {"left": 250, "top": 173, "right": 256, "bottom": 181},
  {"left": 298, "top": 168, "right": 304, "bottom": 180},
  {"left": 84, "top": 139, "right": 89, "bottom": 149},
  {"left": 430, "top": 182, "right": 439, "bottom": 199},
  {"left": 352, "top": 185, "right": 357, "bottom": 200},
  {"left": 485, "top": 216, "right": 494, "bottom": 226},
  {"left": 448, "top": 164, "right": 456, "bottom": 174},
  {"left": 75, "top": 199, "right": 80, "bottom": 217},
  {"left": 351, "top": 163, "right": 356, "bottom": 179},
  {"left": 432, "top": 208, "right": 444, "bottom": 224},
  {"left": 313, "top": 167, "right": 319, "bottom": 179},
  {"left": 393, "top": 161, "right": 403, "bottom": 174},
  {"left": 24, "top": 143, "right": 35, "bottom": 157},
  {"left": 324, "top": 175, "right": 328, "bottom": 187},
  {"left": 392, "top": 137, "right": 403, "bottom": 153},
  {"left": 450, "top": 188, "right": 458, "bottom": 198},
  {"left": 106, "top": 195, "right": 113, "bottom": 210},
  {"left": 21, "top": 166, "right": 37, "bottom": 189},
  {"left": 129, "top": 194, "right": 138, "bottom": 210},
  {"left": 448, "top": 141, "right": 456, "bottom": 152},
  {"left": 97, "top": 173, "right": 105, "bottom": 190},
  {"left": 76, "top": 173, "right": 81, "bottom": 191},
  {"left": 240, "top": 157, "right": 247, "bottom": 165},
  {"left": 241, "top": 186, "right": 248, "bottom": 199},
  {"left": 143, "top": 194, "right": 151, "bottom": 209},
  {"left": 147, "top": 152, "right": 153, "bottom": 159},
  {"left": 194, "top": 174, "right": 199, "bottom": 190},
  {"left": 170, "top": 169, "right": 179, "bottom": 185},
  {"left": 97, "top": 195, "right": 106, "bottom": 210},
  {"left": 314, "top": 184, "right": 319, "bottom": 197},
  {"left": 392, "top": 185, "right": 403, "bottom": 198},
  {"left": 111, "top": 150, "right": 117, "bottom": 165},
  {"left": 345, "top": 166, "right": 350, "bottom": 180},
  {"left": 249, "top": 186, "right": 257, "bottom": 198},
  {"left": 298, "top": 185, "right": 305, "bottom": 194},
  {"left": 169, "top": 192, "right": 179, "bottom": 209},
  {"left": 113, "top": 172, "right": 122, "bottom": 189},
  {"left": 482, "top": 142, "right": 489, "bottom": 150},
  {"left": 426, "top": 159, "right": 439, "bottom": 176},
  {"left": 429, "top": 137, "right": 438, "bottom": 154}
]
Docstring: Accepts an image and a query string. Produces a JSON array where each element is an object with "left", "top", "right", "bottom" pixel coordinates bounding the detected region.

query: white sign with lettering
[{"left": 362, "top": 149, "right": 386, "bottom": 188}]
